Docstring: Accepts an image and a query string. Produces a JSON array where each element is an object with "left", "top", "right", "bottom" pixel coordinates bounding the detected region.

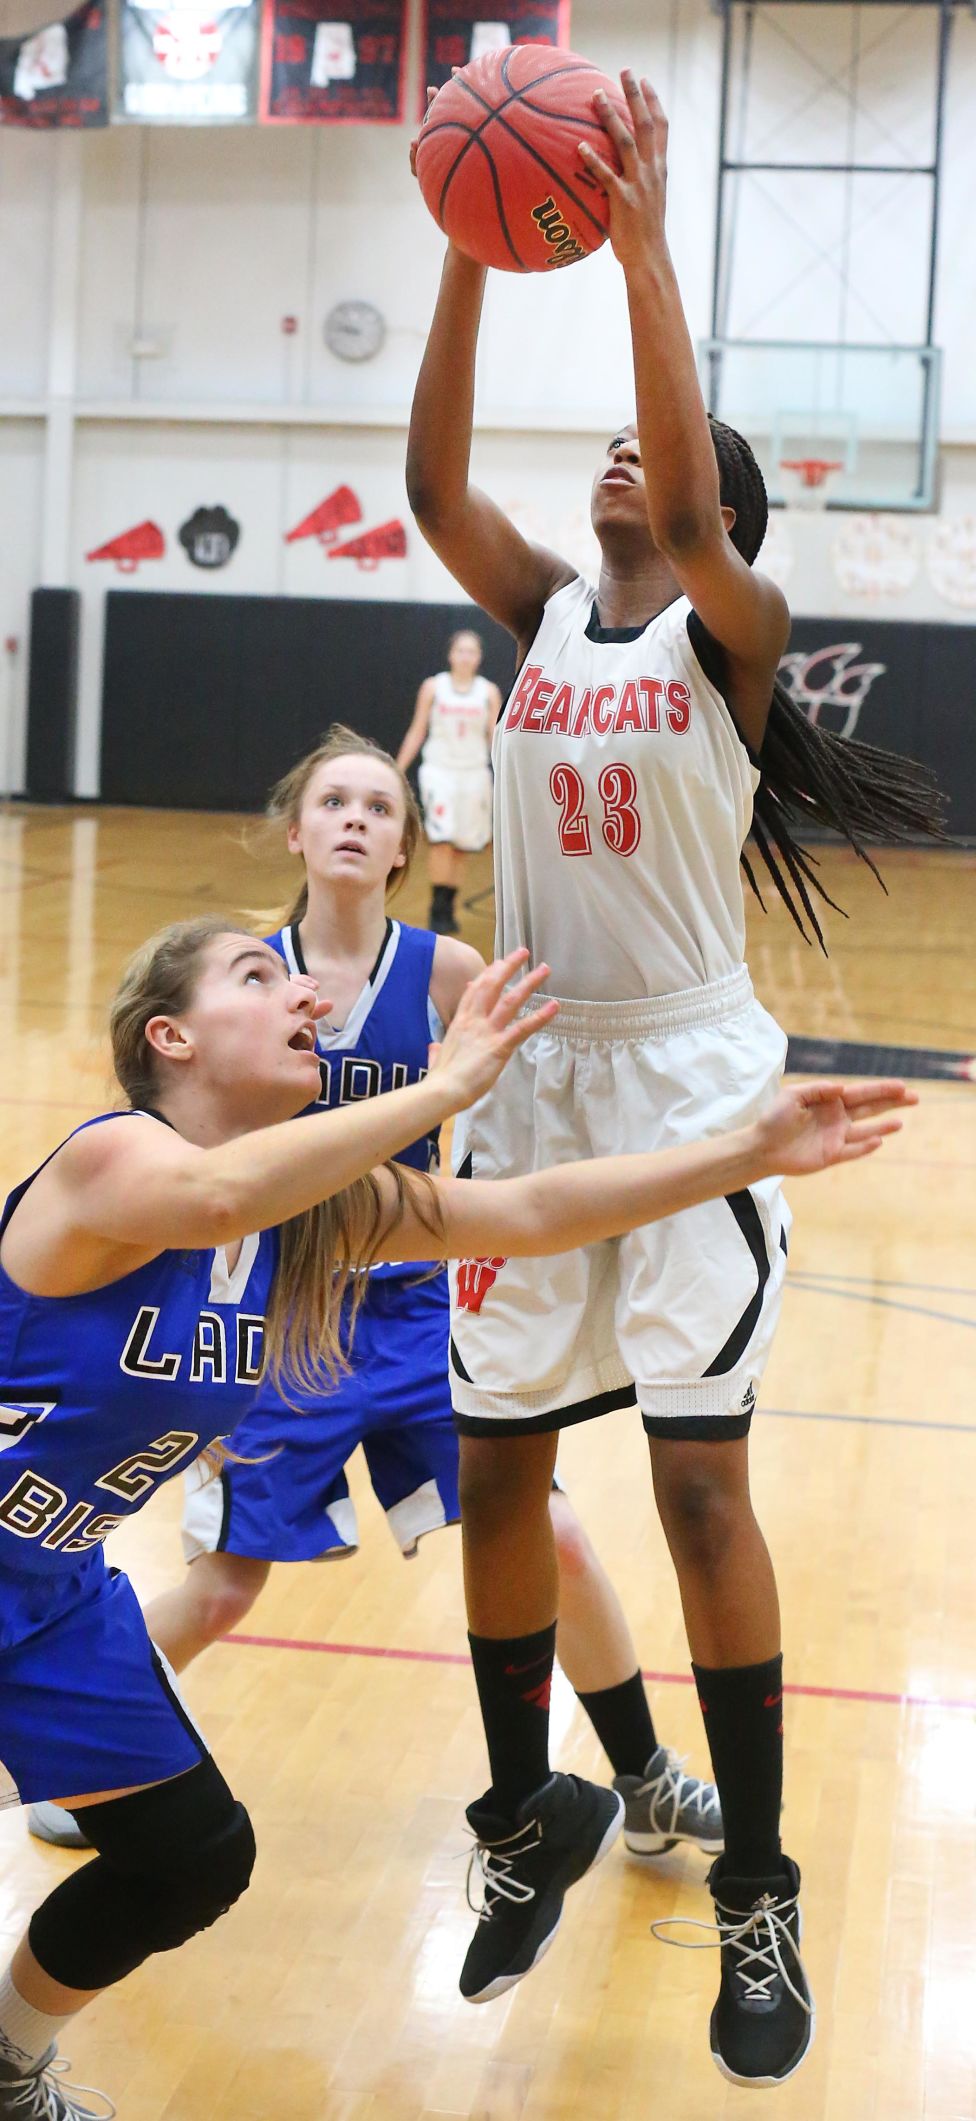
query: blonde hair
[
  {"left": 109, "top": 917, "right": 440, "bottom": 1412},
  {"left": 267, "top": 724, "right": 422, "bottom": 929}
]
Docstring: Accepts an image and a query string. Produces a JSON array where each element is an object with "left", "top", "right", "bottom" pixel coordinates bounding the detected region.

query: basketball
[{"left": 415, "top": 46, "right": 632, "bottom": 274}]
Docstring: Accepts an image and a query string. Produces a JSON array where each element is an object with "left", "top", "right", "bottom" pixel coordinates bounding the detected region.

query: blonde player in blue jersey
[
  {"left": 33, "top": 726, "right": 722, "bottom": 1862},
  {"left": 0, "top": 897, "right": 905, "bottom": 2117},
  {"left": 407, "top": 70, "right": 941, "bottom": 2084}
]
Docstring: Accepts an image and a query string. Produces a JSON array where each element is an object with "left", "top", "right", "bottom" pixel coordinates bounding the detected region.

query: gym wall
[{"left": 99, "top": 591, "right": 976, "bottom": 837}]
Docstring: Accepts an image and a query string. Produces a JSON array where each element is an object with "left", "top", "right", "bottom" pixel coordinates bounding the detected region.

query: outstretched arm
[
  {"left": 1, "top": 954, "right": 556, "bottom": 1294},
  {"left": 396, "top": 678, "right": 435, "bottom": 773},
  {"left": 581, "top": 74, "right": 789, "bottom": 748},
  {"left": 374, "top": 1079, "right": 915, "bottom": 1263}
]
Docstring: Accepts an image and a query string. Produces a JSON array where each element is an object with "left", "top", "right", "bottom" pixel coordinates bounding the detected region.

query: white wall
[{"left": 1, "top": 0, "right": 974, "bottom": 797}]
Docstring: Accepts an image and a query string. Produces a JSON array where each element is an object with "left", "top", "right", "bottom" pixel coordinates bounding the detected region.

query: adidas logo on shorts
[{"left": 738, "top": 1381, "right": 756, "bottom": 1416}]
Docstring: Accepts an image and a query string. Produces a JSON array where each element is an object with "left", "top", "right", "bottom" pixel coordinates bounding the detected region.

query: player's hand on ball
[
  {"left": 429, "top": 950, "right": 558, "bottom": 1109},
  {"left": 753, "top": 1078, "right": 917, "bottom": 1178},
  {"left": 409, "top": 86, "right": 438, "bottom": 178},
  {"left": 580, "top": 70, "right": 668, "bottom": 270}
]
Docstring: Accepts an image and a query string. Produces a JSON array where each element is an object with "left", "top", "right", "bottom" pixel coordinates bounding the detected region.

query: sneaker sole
[
  {"left": 710, "top": 2003, "right": 816, "bottom": 2089},
  {"left": 464, "top": 1791, "right": 626, "bottom": 2006},
  {"left": 624, "top": 1830, "right": 724, "bottom": 1856}
]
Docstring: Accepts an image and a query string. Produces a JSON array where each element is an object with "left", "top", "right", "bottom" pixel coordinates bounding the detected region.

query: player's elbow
[{"left": 652, "top": 507, "right": 720, "bottom": 562}]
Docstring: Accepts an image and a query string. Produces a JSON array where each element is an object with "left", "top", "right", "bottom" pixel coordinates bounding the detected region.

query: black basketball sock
[
  {"left": 575, "top": 1670, "right": 658, "bottom": 1778},
  {"left": 693, "top": 1654, "right": 784, "bottom": 1877},
  {"left": 468, "top": 1624, "right": 556, "bottom": 1820}
]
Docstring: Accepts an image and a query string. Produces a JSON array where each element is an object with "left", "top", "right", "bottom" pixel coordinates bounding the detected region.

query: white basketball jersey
[
  {"left": 493, "top": 577, "right": 759, "bottom": 1002},
  {"left": 423, "top": 672, "right": 492, "bottom": 770}
]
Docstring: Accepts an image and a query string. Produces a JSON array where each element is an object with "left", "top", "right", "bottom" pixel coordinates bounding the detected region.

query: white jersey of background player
[{"left": 398, "top": 628, "right": 501, "bottom": 934}]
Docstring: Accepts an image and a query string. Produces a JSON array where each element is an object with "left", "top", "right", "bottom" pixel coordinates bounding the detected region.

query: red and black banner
[
  {"left": 0, "top": 0, "right": 106, "bottom": 128},
  {"left": 262, "top": 0, "right": 407, "bottom": 124},
  {"left": 420, "top": 0, "right": 570, "bottom": 106},
  {"left": 116, "top": 0, "right": 259, "bottom": 123}
]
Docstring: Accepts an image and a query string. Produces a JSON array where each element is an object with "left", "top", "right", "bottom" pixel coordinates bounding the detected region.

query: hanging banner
[
  {"left": 261, "top": 0, "right": 406, "bottom": 123},
  {"left": 421, "top": 0, "right": 570, "bottom": 107},
  {"left": 0, "top": 0, "right": 106, "bottom": 128},
  {"left": 116, "top": 0, "right": 259, "bottom": 122}
]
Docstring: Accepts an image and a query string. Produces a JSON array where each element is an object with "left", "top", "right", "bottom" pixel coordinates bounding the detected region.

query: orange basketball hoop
[{"left": 779, "top": 458, "right": 844, "bottom": 510}]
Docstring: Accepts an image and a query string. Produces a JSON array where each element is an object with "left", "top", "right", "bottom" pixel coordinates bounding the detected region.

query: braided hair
[{"left": 708, "top": 416, "right": 946, "bottom": 950}]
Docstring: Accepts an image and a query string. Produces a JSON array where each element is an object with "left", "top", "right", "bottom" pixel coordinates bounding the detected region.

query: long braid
[{"left": 708, "top": 416, "right": 947, "bottom": 951}]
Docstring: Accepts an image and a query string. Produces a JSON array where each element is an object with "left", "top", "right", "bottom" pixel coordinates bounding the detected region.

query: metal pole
[{"left": 917, "top": 0, "right": 952, "bottom": 496}]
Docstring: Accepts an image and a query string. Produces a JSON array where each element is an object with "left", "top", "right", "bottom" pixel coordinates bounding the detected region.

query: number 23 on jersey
[{"left": 550, "top": 762, "right": 643, "bottom": 858}]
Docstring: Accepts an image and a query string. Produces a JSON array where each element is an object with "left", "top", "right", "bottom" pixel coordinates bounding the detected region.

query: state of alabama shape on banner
[
  {"left": 0, "top": 0, "right": 107, "bottom": 128},
  {"left": 261, "top": 0, "right": 407, "bottom": 123},
  {"left": 421, "top": 0, "right": 571, "bottom": 107}
]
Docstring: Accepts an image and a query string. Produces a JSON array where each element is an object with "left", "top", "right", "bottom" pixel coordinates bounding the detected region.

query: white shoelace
[
  {"left": 638, "top": 1749, "right": 716, "bottom": 1835},
  {"left": 651, "top": 1891, "right": 812, "bottom": 2013},
  {"left": 4, "top": 2055, "right": 116, "bottom": 2121},
  {"left": 466, "top": 1823, "right": 540, "bottom": 1922}
]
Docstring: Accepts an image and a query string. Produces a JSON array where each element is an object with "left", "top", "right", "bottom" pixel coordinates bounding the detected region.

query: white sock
[{"left": 0, "top": 1966, "right": 72, "bottom": 2073}]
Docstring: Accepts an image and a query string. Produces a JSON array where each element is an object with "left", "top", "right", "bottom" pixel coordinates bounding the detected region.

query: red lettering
[
  {"left": 591, "top": 686, "right": 615, "bottom": 735},
  {"left": 639, "top": 677, "right": 663, "bottom": 731},
  {"left": 599, "top": 763, "right": 642, "bottom": 856},
  {"left": 523, "top": 679, "right": 554, "bottom": 734},
  {"left": 543, "top": 682, "right": 574, "bottom": 736},
  {"left": 507, "top": 663, "right": 542, "bottom": 731},
  {"left": 666, "top": 680, "right": 691, "bottom": 733},
  {"left": 614, "top": 680, "right": 643, "bottom": 734},
  {"left": 570, "top": 687, "right": 593, "bottom": 738},
  {"left": 550, "top": 763, "right": 591, "bottom": 855}
]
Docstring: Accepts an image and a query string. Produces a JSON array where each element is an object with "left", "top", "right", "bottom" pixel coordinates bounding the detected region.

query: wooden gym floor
[{"left": 0, "top": 804, "right": 974, "bottom": 2121}]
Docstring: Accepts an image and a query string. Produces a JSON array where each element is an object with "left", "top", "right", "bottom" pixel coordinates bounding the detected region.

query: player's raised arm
[
  {"left": 396, "top": 676, "right": 436, "bottom": 773},
  {"left": 1, "top": 950, "right": 557, "bottom": 1293},
  {"left": 580, "top": 72, "right": 789, "bottom": 748},
  {"left": 375, "top": 1079, "right": 916, "bottom": 1265},
  {"left": 406, "top": 235, "right": 574, "bottom": 651}
]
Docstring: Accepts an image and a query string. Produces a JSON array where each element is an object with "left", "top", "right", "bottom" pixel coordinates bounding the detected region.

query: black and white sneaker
[
  {"left": 613, "top": 1746, "right": 723, "bottom": 1858},
  {"left": 0, "top": 2042, "right": 115, "bottom": 2119},
  {"left": 460, "top": 1772, "right": 624, "bottom": 2004},
  {"left": 653, "top": 1854, "right": 813, "bottom": 2086}
]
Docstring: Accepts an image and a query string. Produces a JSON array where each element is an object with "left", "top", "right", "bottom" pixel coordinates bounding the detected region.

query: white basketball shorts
[
  {"left": 449, "top": 966, "right": 791, "bottom": 1441},
  {"left": 418, "top": 762, "right": 493, "bottom": 852}
]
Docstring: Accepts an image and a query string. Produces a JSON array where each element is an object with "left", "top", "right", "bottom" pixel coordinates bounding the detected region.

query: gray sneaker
[
  {"left": 0, "top": 2042, "right": 114, "bottom": 2119},
  {"left": 27, "top": 1802, "right": 91, "bottom": 1851},
  {"left": 613, "top": 1744, "right": 723, "bottom": 1856}
]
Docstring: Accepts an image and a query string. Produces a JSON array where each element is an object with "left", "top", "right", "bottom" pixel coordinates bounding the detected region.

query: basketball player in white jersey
[
  {"left": 407, "top": 72, "right": 941, "bottom": 2085},
  {"left": 397, "top": 630, "right": 501, "bottom": 933}
]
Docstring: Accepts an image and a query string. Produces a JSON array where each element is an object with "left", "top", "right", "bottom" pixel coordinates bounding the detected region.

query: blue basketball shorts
[
  {"left": 0, "top": 1558, "right": 207, "bottom": 1808},
  {"left": 182, "top": 1270, "right": 460, "bottom": 1564}
]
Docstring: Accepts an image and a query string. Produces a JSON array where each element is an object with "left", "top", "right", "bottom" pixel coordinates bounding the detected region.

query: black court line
[
  {"left": 790, "top": 1270, "right": 976, "bottom": 1300},
  {"left": 788, "top": 1282, "right": 976, "bottom": 1331},
  {"left": 763, "top": 1406, "right": 976, "bottom": 1437}
]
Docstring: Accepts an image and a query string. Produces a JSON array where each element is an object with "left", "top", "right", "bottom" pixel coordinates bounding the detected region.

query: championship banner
[
  {"left": 421, "top": 0, "right": 570, "bottom": 106},
  {"left": 0, "top": 0, "right": 106, "bottom": 128},
  {"left": 116, "top": 0, "right": 259, "bottom": 122},
  {"left": 261, "top": 0, "right": 407, "bottom": 124}
]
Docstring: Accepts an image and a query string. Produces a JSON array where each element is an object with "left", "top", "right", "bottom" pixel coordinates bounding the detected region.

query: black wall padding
[
  {"left": 27, "top": 588, "right": 80, "bottom": 801},
  {"left": 100, "top": 592, "right": 517, "bottom": 812},
  {"left": 99, "top": 595, "right": 976, "bottom": 834}
]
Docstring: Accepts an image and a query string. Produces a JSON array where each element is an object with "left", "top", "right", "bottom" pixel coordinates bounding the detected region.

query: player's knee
[
  {"left": 459, "top": 1438, "right": 553, "bottom": 1536},
  {"left": 548, "top": 1492, "right": 594, "bottom": 1582},
  {"left": 188, "top": 1556, "right": 264, "bottom": 1644},
  {"left": 656, "top": 1468, "right": 740, "bottom": 1574},
  {"left": 147, "top": 1799, "right": 256, "bottom": 1949}
]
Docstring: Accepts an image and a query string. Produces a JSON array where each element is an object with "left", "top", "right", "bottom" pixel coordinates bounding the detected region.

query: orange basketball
[{"left": 415, "top": 45, "right": 632, "bottom": 275}]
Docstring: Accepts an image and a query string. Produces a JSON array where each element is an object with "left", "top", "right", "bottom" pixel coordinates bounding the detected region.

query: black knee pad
[{"left": 29, "top": 1757, "right": 256, "bottom": 1991}]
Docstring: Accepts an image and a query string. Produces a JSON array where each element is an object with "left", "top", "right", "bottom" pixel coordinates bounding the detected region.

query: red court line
[{"left": 225, "top": 1633, "right": 976, "bottom": 1713}]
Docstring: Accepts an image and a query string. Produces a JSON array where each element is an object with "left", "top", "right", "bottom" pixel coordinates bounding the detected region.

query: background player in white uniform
[
  {"left": 0, "top": 901, "right": 902, "bottom": 2114},
  {"left": 407, "top": 71, "right": 941, "bottom": 2082},
  {"left": 33, "top": 729, "right": 722, "bottom": 1864},
  {"left": 398, "top": 629, "right": 501, "bottom": 933}
]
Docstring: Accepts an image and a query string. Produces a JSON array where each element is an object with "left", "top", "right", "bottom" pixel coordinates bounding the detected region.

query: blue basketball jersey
[
  {"left": 0, "top": 1112, "right": 276, "bottom": 1635},
  {"left": 267, "top": 918, "right": 443, "bottom": 1281}
]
